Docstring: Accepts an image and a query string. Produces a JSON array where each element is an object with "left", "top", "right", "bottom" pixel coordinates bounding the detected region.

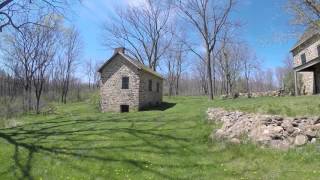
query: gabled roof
[
  {"left": 98, "top": 52, "right": 164, "bottom": 79},
  {"left": 291, "top": 25, "right": 320, "bottom": 52}
]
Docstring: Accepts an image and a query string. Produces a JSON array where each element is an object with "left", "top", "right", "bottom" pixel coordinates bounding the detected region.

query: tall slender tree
[
  {"left": 58, "top": 27, "right": 81, "bottom": 104},
  {"left": 177, "top": 0, "right": 235, "bottom": 100}
]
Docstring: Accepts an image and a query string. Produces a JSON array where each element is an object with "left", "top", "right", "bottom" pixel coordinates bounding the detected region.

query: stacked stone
[
  {"left": 207, "top": 108, "right": 320, "bottom": 150},
  {"left": 221, "top": 90, "right": 288, "bottom": 100}
]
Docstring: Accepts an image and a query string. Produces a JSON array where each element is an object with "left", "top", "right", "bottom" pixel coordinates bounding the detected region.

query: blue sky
[
  {"left": 72, "top": 0, "right": 300, "bottom": 71},
  {"left": 233, "top": 0, "right": 297, "bottom": 68}
]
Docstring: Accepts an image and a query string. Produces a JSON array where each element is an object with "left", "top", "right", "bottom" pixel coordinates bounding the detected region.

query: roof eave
[
  {"left": 97, "top": 52, "right": 119, "bottom": 73},
  {"left": 119, "top": 52, "right": 165, "bottom": 79},
  {"left": 98, "top": 52, "right": 165, "bottom": 80},
  {"left": 291, "top": 33, "right": 320, "bottom": 53}
]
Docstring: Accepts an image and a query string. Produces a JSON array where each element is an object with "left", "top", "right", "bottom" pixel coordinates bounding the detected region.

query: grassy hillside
[
  {"left": 212, "top": 95, "right": 320, "bottom": 117},
  {"left": 1, "top": 96, "right": 320, "bottom": 179}
]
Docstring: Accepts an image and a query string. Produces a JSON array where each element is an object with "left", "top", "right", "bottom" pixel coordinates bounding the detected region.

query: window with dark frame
[
  {"left": 301, "top": 53, "right": 306, "bottom": 64},
  {"left": 120, "top": 105, "right": 129, "bottom": 113},
  {"left": 317, "top": 45, "right": 320, "bottom": 57},
  {"left": 156, "top": 82, "right": 160, "bottom": 93},
  {"left": 148, "top": 80, "right": 152, "bottom": 91},
  {"left": 122, "top": 77, "right": 129, "bottom": 89}
]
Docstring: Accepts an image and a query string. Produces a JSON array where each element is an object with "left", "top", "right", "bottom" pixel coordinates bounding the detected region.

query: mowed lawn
[{"left": 1, "top": 96, "right": 320, "bottom": 179}]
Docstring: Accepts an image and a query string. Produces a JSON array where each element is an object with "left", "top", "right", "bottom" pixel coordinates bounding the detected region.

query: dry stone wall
[{"left": 207, "top": 108, "right": 320, "bottom": 150}]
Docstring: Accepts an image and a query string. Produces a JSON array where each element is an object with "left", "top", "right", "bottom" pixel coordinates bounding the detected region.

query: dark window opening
[
  {"left": 148, "top": 80, "right": 152, "bottom": 91},
  {"left": 156, "top": 82, "right": 160, "bottom": 92},
  {"left": 120, "top": 105, "right": 129, "bottom": 113},
  {"left": 317, "top": 45, "right": 320, "bottom": 57},
  {"left": 301, "top": 53, "right": 306, "bottom": 64},
  {"left": 122, "top": 77, "right": 129, "bottom": 89}
]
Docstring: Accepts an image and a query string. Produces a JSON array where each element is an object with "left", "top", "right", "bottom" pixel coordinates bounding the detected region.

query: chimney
[{"left": 114, "top": 47, "right": 125, "bottom": 54}]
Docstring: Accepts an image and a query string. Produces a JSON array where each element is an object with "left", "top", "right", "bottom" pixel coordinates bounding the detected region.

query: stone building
[
  {"left": 291, "top": 26, "right": 320, "bottom": 95},
  {"left": 98, "top": 47, "right": 164, "bottom": 112}
]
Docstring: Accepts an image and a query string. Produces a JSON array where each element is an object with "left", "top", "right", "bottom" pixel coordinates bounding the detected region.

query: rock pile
[
  {"left": 220, "top": 90, "right": 289, "bottom": 100},
  {"left": 207, "top": 108, "right": 320, "bottom": 150}
]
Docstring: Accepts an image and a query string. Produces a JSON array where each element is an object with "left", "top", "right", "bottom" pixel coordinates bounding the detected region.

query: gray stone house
[
  {"left": 98, "top": 47, "right": 164, "bottom": 112},
  {"left": 291, "top": 26, "right": 320, "bottom": 95}
]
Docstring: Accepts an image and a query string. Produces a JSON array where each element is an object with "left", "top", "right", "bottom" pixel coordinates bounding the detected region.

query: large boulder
[
  {"left": 215, "top": 129, "right": 225, "bottom": 139},
  {"left": 230, "top": 138, "right": 241, "bottom": 144},
  {"left": 294, "top": 135, "right": 308, "bottom": 146},
  {"left": 270, "top": 140, "right": 291, "bottom": 150},
  {"left": 305, "top": 129, "right": 317, "bottom": 139}
]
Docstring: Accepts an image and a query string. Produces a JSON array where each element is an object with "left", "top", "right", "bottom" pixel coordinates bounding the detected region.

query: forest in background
[{"left": 0, "top": 0, "right": 317, "bottom": 119}]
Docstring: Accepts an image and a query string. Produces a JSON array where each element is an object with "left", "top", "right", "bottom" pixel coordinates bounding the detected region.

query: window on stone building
[
  {"left": 120, "top": 105, "right": 129, "bottom": 112},
  {"left": 301, "top": 53, "right": 306, "bottom": 64},
  {"left": 148, "top": 80, "right": 152, "bottom": 91},
  {"left": 317, "top": 45, "right": 320, "bottom": 57},
  {"left": 156, "top": 82, "right": 160, "bottom": 93},
  {"left": 122, "top": 77, "right": 129, "bottom": 89}
]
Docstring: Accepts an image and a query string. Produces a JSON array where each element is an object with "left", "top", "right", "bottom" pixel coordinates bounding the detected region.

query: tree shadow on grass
[
  {"left": 140, "top": 102, "right": 176, "bottom": 111},
  {"left": 0, "top": 111, "right": 218, "bottom": 180}
]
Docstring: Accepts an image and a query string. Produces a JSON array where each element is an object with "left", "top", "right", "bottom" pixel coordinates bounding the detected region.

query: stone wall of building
[
  {"left": 138, "top": 70, "right": 163, "bottom": 109},
  {"left": 293, "top": 38, "right": 320, "bottom": 67},
  {"left": 100, "top": 55, "right": 140, "bottom": 112},
  {"left": 299, "top": 72, "right": 314, "bottom": 95}
]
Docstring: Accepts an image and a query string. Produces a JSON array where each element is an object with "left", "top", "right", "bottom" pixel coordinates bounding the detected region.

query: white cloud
[
  {"left": 123, "top": 0, "right": 148, "bottom": 7},
  {"left": 78, "top": 0, "right": 121, "bottom": 23}
]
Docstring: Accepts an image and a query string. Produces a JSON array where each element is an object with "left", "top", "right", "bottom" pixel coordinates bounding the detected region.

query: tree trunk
[
  {"left": 27, "top": 83, "right": 32, "bottom": 111},
  {"left": 246, "top": 76, "right": 251, "bottom": 97},
  {"left": 211, "top": 53, "right": 217, "bottom": 95},
  {"left": 36, "top": 95, "right": 40, "bottom": 114},
  {"left": 175, "top": 77, "right": 179, "bottom": 96},
  {"left": 206, "top": 48, "right": 213, "bottom": 100}
]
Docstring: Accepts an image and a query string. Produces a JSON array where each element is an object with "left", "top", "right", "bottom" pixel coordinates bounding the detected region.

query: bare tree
[
  {"left": 177, "top": 0, "right": 235, "bottom": 100},
  {"left": 59, "top": 27, "right": 81, "bottom": 104},
  {"left": 194, "top": 59, "right": 208, "bottom": 95},
  {"left": 93, "top": 61, "right": 101, "bottom": 88},
  {"left": 0, "top": 0, "right": 78, "bottom": 32},
  {"left": 276, "top": 67, "right": 285, "bottom": 90},
  {"left": 2, "top": 25, "right": 41, "bottom": 110},
  {"left": 288, "top": 0, "right": 320, "bottom": 28},
  {"left": 32, "top": 18, "right": 60, "bottom": 114},
  {"left": 2, "top": 15, "right": 62, "bottom": 113},
  {"left": 85, "top": 59, "right": 94, "bottom": 89},
  {"left": 217, "top": 37, "right": 243, "bottom": 96},
  {"left": 165, "top": 55, "right": 176, "bottom": 96},
  {"left": 165, "top": 41, "right": 187, "bottom": 96},
  {"left": 103, "top": 0, "right": 173, "bottom": 71},
  {"left": 174, "top": 42, "right": 186, "bottom": 95},
  {"left": 240, "top": 45, "right": 259, "bottom": 97},
  {"left": 265, "top": 69, "right": 276, "bottom": 91},
  {"left": 276, "top": 55, "right": 296, "bottom": 94}
]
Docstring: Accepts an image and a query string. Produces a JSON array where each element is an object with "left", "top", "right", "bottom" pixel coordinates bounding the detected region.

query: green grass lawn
[{"left": 1, "top": 96, "right": 320, "bottom": 179}]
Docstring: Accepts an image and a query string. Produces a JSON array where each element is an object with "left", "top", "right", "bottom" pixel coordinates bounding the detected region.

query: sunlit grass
[{"left": 1, "top": 95, "right": 320, "bottom": 179}]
